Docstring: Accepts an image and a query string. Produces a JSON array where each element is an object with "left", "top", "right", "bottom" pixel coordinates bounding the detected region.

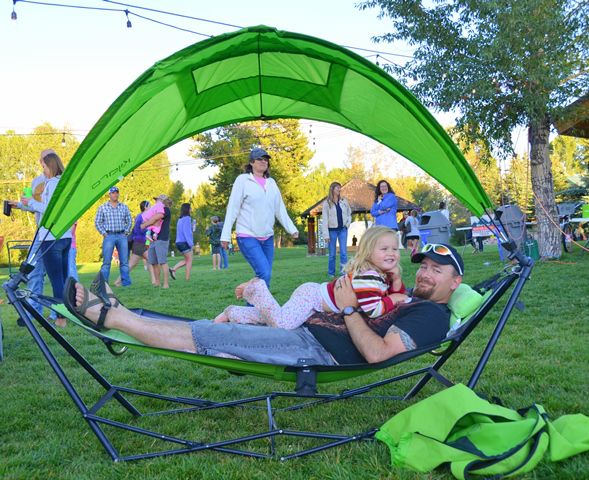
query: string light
[
  {"left": 11, "top": 0, "right": 17, "bottom": 20},
  {"left": 13, "top": 0, "right": 414, "bottom": 63},
  {"left": 61, "top": 132, "right": 66, "bottom": 147}
]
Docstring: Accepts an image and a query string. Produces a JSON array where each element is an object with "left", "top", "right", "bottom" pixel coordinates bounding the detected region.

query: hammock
[{"left": 4, "top": 250, "right": 533, "bottom": 461}]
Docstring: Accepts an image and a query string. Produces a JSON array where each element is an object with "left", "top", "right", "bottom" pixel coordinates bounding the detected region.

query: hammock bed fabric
[{"left": 40, "top": 25, "right": 492, "bottom": 239}]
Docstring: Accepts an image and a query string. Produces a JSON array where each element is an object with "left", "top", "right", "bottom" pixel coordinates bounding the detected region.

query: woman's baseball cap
[{"left": 249, "top": 148, "right": 271, "bottom": 160}]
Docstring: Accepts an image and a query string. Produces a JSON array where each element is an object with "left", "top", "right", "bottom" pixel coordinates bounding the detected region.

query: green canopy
[{"left": 42, "top": 25, "right": 492, "bottom": 238}]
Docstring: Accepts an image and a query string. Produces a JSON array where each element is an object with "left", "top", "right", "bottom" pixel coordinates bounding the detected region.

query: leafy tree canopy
[{"left": 359, "top": 0, "right": 589, "bottom": 155}]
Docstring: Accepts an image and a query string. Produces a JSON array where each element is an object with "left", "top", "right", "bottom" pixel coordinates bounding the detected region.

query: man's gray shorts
[
  {"left": 190, "top": 320, "right": 337, "bottom": 366},
  {"left": 148, "top": 239, "right": 169, "bottom": 264}
]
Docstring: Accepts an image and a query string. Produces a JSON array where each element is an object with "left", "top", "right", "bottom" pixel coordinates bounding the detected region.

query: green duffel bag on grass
[{"left": 376, "top": 383, "right": 589, "bottom": 479}]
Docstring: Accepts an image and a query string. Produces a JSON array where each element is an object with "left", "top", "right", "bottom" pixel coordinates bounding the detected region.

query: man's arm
[
  {"left": 95, "top": 205, "right": 107, "bottom": 236},
  {"left": 141, "top": 212, "right": 164, "bottom": 229},
  {"left": 334, "top": 275, "right": 407, "bottom": 363},
  {"left": 124, "top": 206, "right": 133, "bottom": 234}
]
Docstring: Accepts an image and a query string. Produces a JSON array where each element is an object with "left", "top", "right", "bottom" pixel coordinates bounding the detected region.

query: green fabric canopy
[{"left": 42, "top": 25, "right": 492, "bottom": 237}]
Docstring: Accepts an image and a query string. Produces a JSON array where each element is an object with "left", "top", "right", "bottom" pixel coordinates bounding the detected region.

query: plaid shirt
[{"left": 95, "top": 201, "right": 133, "bottom": 236}]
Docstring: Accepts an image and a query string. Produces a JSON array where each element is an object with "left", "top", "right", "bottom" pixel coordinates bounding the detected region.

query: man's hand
[
  {"left": 291, "top": 232, "right": 299, "bottom": 239},
  {"left": 334, "top": 274, "right": 358, "bottom": 308},
  {"left": 221, "top": 241, "right": 228, "bottom": 249},
  {"left": 20, "top": 197, "right": 30, "bottom": 207}
]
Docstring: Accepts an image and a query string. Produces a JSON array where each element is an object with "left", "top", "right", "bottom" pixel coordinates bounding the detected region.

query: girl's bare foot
[
  {"left": 213, "top": 311, "right": 229, "bottom": 323},
  {"left": 235, "top": 278, "right": 257, "bottom": 299}
]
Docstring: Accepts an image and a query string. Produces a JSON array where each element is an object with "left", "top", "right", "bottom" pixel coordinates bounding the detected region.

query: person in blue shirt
[
  {"left": 170, "top": 203, "right": 195, "bottom": 281},
  {"left": 371, "top": 180, "right": 398, "bottom": 230}
]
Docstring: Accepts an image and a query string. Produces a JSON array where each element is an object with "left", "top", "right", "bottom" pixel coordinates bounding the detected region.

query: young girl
[
  {"left": 214, "top": 226, "right": 408, "bottom": 329},
  {"left": 141, "top": 196, "right": 167, "bottom": 242}
]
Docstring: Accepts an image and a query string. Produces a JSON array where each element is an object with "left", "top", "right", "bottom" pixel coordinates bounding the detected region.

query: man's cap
[
  {"left": 411, "top": 243, "right": 465, "bottom": 276},
  {"left": 109, "top": 186, "right": 119, "bottom": 193},
  {"left": 154, "top": 194, "right": 171, "bottom": 202},
  {"left": 249, "top": 147, "right": 271, "bottom": 161}
]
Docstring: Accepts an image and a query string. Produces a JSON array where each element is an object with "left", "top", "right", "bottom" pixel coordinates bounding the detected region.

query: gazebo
[{"left": 300, "top": 178, "right": 418, "bottom": 254}]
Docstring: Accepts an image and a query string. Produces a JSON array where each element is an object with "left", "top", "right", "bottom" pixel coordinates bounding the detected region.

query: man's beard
[{"left": 413, "top": 283, "right": 433, "bottom": 299}]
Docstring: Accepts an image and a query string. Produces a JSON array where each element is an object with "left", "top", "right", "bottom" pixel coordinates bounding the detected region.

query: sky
[{"left": 1, "top": 0, "right": 440, "bottom": 189}]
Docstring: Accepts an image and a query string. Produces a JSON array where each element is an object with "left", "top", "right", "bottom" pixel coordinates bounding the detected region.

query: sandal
[
  {"left": 169, "top": 267, "right": 176, "bottom": 280},
  {"left": 90, "top": 273, "right": 123, "bottom": 307},
  {"left": 63, "top": 277, "right": 119, "bottom": 331}
]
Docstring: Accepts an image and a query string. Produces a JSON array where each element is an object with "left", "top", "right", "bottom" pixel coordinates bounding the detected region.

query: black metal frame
[
  {"left": 2, "top": 245, "right": 533, "bottom": 462},
  {"left": 6, "top": 239, "right": 33, "bottom": 275}
]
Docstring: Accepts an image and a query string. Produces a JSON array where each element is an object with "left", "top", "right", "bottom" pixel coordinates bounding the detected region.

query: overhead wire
[{"left": 13, "top": 0, "right": 415, "bottom": 61}]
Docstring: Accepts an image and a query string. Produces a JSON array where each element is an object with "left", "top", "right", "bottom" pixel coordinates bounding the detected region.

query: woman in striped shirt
[{"left": 214, "top": 226, "right": 408, "bottom": 329}]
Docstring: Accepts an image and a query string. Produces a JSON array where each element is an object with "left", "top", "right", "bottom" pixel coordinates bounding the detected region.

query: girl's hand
[
  {"left": 389, "top": 265, "right": 402, "bottom": 280},
  {"left": 388, "top": 293, "right": 409, "bottom": 304}
]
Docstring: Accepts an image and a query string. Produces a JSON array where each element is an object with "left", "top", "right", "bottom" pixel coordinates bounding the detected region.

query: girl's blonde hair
[
  {"left": 327, "top": 182, "right": 342, "bottom": 207},
  {"left": 344, "top": 226, "right": 400, "bottom": 276}
]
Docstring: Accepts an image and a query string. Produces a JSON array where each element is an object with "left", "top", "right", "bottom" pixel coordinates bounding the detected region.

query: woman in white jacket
[
  {"left": 221, "top": 148, "right": 298, "bottom": 287},
  {"left": 19, "top": 152, "right": 72, "bottom": 327},
  {"left": 321, "top": 182, "right": 352, "bottom": 277}
]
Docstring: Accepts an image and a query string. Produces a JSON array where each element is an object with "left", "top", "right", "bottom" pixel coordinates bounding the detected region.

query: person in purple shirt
[
  {"left": 169, "top": 203, "right": 194, "bottom": 281},
  {"left": 370, "top": 179, "right": 398, "bottom": 230}
]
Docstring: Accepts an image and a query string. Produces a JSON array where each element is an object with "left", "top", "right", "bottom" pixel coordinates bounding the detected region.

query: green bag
[{"left": 376, "top": 384, "right": 589, "bottom": 479}]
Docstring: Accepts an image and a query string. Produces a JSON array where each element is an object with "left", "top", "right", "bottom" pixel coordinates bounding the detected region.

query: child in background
[
  {"left": 214, "top": 226, "right": 407, "bottom": 329},
  {"left": 141, "top": 195, "right": 167, "bottom": 242}
]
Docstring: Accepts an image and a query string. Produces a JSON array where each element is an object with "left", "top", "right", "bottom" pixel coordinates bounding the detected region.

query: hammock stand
[{"left": 2, "top": 243, "right": 533, "bottom": 462}]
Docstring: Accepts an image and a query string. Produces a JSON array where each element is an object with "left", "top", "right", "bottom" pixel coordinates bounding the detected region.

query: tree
[{"left": 358, "top": 0, "right": 589, "bottom": 258}]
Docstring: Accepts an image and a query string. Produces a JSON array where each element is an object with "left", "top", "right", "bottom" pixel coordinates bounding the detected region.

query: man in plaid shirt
[{"left": 94, "top": 186, "right": 133, "bottom": 286}]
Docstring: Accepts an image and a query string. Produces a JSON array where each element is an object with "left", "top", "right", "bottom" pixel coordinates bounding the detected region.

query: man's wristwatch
[{"left": 342, "top": 306, "right": 361, "bottom": 316}]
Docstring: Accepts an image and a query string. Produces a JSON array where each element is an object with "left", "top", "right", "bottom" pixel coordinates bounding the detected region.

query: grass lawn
[{"left": 1, "top": 246, "right": 588, "bottom": 479}]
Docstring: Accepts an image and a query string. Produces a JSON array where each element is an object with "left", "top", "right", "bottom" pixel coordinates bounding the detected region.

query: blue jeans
[
  {"left": 68, "top": 246, "right": 79, "bottom": 281},
  {"left": 220, "top": 246, "right": 228, "bottom": 269},
  {"left": 40, "top": 238, "right": 71, "bottom": 302},
  {"left": 100, "top": 233, "right": 131, "bottom": 286},
  {"left": 237, "top": 236, "right": 274, "bottom": 287},
  {"left": 191, "top": 321, "right": 337, "bottom": 366},
  {"left": 27, "top": 237, "right": 46, "bottom": 315},
  {"left": 327, "top": 227, "right": 348, "bottom": 276}
]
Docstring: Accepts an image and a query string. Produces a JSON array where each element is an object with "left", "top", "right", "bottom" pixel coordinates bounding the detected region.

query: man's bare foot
[
  {"left": 113, "top": 279, "right": 122, "bottom": 287},
  {"left": 213, "top": 311, "right": 229, "bottom": 323},
  {"left": 235, "top": 278, "right": 257, "bottom": 299}
]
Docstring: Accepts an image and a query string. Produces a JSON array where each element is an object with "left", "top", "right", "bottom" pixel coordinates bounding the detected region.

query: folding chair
[{"left": 3, "top": 242, "right": 533, "bottom": 462}]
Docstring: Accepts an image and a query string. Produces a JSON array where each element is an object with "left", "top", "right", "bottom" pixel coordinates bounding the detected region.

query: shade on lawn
[{"left": 41, "top": 25, "right": 492, "bottom": 238}]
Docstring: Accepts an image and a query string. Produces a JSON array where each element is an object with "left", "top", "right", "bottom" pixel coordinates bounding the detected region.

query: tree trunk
[{"left": 529, "top": 114, "right": 561, "bottom": 258}]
